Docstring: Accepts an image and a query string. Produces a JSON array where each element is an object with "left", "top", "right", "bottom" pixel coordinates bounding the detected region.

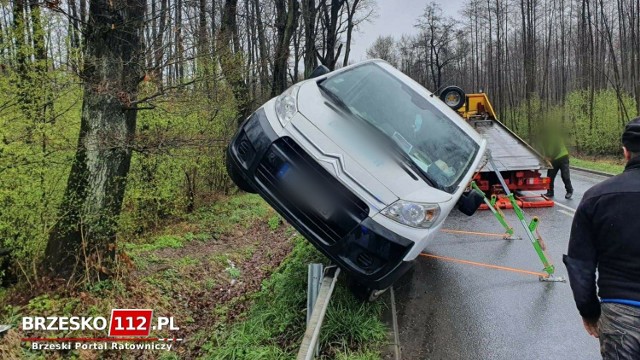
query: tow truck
[{"left": 438, "top": 86, "right": 553, "bottom": 209}]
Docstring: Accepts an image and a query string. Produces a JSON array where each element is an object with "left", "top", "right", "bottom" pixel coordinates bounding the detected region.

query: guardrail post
[
  {"left": 306, "top": 264, "right": 323, "bottom": 357},
  {"left": 297, "top": 265, "right": 340, "bottom": 360}
]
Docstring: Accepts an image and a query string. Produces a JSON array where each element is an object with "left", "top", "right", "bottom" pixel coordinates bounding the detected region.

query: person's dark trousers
[
  {"left": 547, "top": 155, "right": 573, "bottom": 195},
  {"left": 598, "top": 303, "right": 640, "bottom": 359}
]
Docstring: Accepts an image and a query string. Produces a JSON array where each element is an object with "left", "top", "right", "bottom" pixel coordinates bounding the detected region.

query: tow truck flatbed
[
  {"left": 471, "top": 119, "right": 547, "bottom": 172},
  {"left": 440, "top": 90, "right": 552, "bottom": 198}
]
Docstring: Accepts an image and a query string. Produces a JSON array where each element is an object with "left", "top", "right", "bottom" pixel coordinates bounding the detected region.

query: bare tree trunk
[
  {"left": 599, "top": 0, "right": 630, "bottom": 123},
  {"left": 272, "top": 0, "right": 299, "bottom": 95},
  {"left": 319, "top": 0, "right": 345, "bottom": 70},
  {"left": 80, "top": 0, "right": 87, "bottom": 25},
  {"left": 218, "top": 0, "right": 250, "bottom": 125},
  {"left": 629, "top": 0, "right": 640, "bottom": 115},
  {"left": 342, "top": 0, "right": 360, "bottom": 67},
  {"left": 486, "top": 0, "right": 494, "bottom": 98},
  {"left": 245, "top": 0, "right": 254, "bottom": 95},
  {"left": 151, "top": 0, "right": 168, "bottom": 85},
  {"left": 43, "top": 0, "right": 145, "bottom": 280},
  {"left": 521, "top": 0, "right": 537, "bottom": 138},
  {"left": 292, "top": 23, "right": 300, "bottom": 81},
  {"left": 198, "top": 0, "right": 209, "bottom": 78},
  {"left": 175, "top": 0, "right": 184, "bottom": 84},
  {"left": 12, "top": 0, "right": 50, "bottom": 139},
  {"left": 495, "top": 0, "right": 504, "bottom": 118},
  {"left": 68, "top": 0, "right": 80, "bottom": 47},
  {"left": 253, "top": 0, "right": 269, "bottom": 91},
  {"left": 12, "top": 0, "right": 26, "bottom": 78},
  {"left": 301, "top": 0, "right": 318, "bottom": 78},
  {"left": 29, "top": 2, "right": 52, "bottom": 128}
]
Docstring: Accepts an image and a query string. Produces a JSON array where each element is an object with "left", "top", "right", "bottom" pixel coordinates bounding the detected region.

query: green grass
[
  {"left": 572, "top": 157, "right": 625, "bottom": 175},
  {"left": 175, "top": 256, "right": 200, "bottom": 268},
  {"left": 203, "top": 238, "right": 387, "bottom": 360},
  {"left": 192, "top": 194, "right": 272, "bottom": 235},
  {"left": 124, "top": 234, "right": 184, "bottom": 252},
  {"left": 267, "top": 215, "right": 282, "bottom": 230},
  {"left": 121, "top": 194, "right": 272, "bottom": 257},
  {"left": 226, "top": 265, "right": 241, "bottom": 279},
  {"left": 184, "top": 232, "right": 212, "bottom": 242}
]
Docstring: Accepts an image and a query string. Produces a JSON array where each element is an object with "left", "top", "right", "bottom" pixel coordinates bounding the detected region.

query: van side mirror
[
  {"left": 309, "top": 65, "right": 330, "bottom": 79},
  {"left": 457, "top": 190, "right": 484, "bottom": 216}
]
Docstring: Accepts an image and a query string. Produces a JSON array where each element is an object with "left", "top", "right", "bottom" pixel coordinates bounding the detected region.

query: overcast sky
[{"left": 349, "top": 0, "right": 468, "bottom": 62}]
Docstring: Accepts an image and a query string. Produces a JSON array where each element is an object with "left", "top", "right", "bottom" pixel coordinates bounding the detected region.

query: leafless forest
[
  {"left": 3, "top": 0, "right": 638, "bottom": 118},
  {"left": 367, "top": 0, "right": 640, "bottom": 142}
]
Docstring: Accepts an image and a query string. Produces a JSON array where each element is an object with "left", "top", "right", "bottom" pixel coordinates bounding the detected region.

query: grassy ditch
[
  {"left": 571, "top": 156, "right": 625, "bottom": 175},
  {"left": 0, "top": 194, "right": 387, "bottom": 359},
  {"left": 205, "top": 237, "right": 388, "bottom": 360}
]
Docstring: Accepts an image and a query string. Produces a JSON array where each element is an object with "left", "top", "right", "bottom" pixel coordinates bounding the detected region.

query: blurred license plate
[{"left": 276, "top": 163, "right": 334, "bottom": 220}]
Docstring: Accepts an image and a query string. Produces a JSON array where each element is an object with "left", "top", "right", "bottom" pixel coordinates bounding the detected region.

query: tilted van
[{"left": 227, "top": 60, "right": 487, "bottom": 299}]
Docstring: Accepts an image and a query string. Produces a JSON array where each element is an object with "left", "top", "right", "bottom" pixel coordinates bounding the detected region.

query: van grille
[{"left": 255, "top": 137, "right": 369, "bottom": 245}]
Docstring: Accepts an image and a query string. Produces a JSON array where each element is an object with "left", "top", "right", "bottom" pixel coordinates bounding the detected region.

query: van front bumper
[{"left": 227, "top": 109, "right": 414, "bottom": 289}]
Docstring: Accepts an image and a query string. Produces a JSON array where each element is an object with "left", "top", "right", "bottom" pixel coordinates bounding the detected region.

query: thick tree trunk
[{"left": 43, "top": 0, "right": 145, "bottom": 279}]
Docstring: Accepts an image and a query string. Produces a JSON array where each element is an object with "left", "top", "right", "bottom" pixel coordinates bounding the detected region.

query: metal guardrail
[
  {"left": 297, "top": 265, "right": 340, "bottom": 360},
  {"left": 305, "top": 264, "right": 323, "bottom": 357}
]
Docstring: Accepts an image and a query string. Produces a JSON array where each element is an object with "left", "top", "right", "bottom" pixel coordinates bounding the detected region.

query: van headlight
[
  {"left": 381, "top": 201, "right": 440, "bottom": 228},
  {"left": 274, "top": 85, "right": 301, "bottom": 126}
]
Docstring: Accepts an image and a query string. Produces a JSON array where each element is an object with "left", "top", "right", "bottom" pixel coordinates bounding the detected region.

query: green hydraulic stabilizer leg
[
  {"left": 486, "top": 154, "right": 566, "bottom": 283},
  {"left": 470, "top": 181, "right": 520, "bottom": 240}
]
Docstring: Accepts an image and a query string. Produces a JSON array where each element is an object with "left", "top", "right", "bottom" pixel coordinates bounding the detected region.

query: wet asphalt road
[{"left": 389, "top": 169, "right": 613, "bottom": 360}]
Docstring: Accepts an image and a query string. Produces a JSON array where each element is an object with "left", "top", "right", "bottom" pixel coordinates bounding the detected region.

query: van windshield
[{"left": 319, "top": 62, "right": 480, "bottom": 193}]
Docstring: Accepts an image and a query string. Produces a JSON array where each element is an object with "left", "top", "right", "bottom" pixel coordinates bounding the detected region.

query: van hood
[{"left": 291, "top": 80, "right": 456, "bottom": 206}]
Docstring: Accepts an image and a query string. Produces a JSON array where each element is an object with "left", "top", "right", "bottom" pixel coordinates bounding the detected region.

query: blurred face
[{"left": 624, "top": 147, "right": 632, "bottom": 161}]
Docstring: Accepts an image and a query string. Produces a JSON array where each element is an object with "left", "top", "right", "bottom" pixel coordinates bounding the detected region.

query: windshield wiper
[
  {"left": 388, "top": 143, "right": 439, "bottom": 189},
  {"left": 317, "top": 82, "right": 355, "bottom": 116},
  {"left": 317, "top": 81, "right": 439, "bottom": 189}
]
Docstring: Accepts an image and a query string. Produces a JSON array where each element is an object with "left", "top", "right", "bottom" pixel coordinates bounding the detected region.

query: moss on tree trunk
[{"left": 43, "top": 0, "right": 145, "bottom": 280}]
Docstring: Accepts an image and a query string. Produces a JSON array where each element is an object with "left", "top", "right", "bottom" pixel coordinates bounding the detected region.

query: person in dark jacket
[{"left": 564, "top": 117, "right": 640, "bottom": 359}]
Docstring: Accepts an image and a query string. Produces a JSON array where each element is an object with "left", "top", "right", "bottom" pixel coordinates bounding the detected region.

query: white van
[{"left": 227, "top": 60, "right": 487, "bottom": 299}]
